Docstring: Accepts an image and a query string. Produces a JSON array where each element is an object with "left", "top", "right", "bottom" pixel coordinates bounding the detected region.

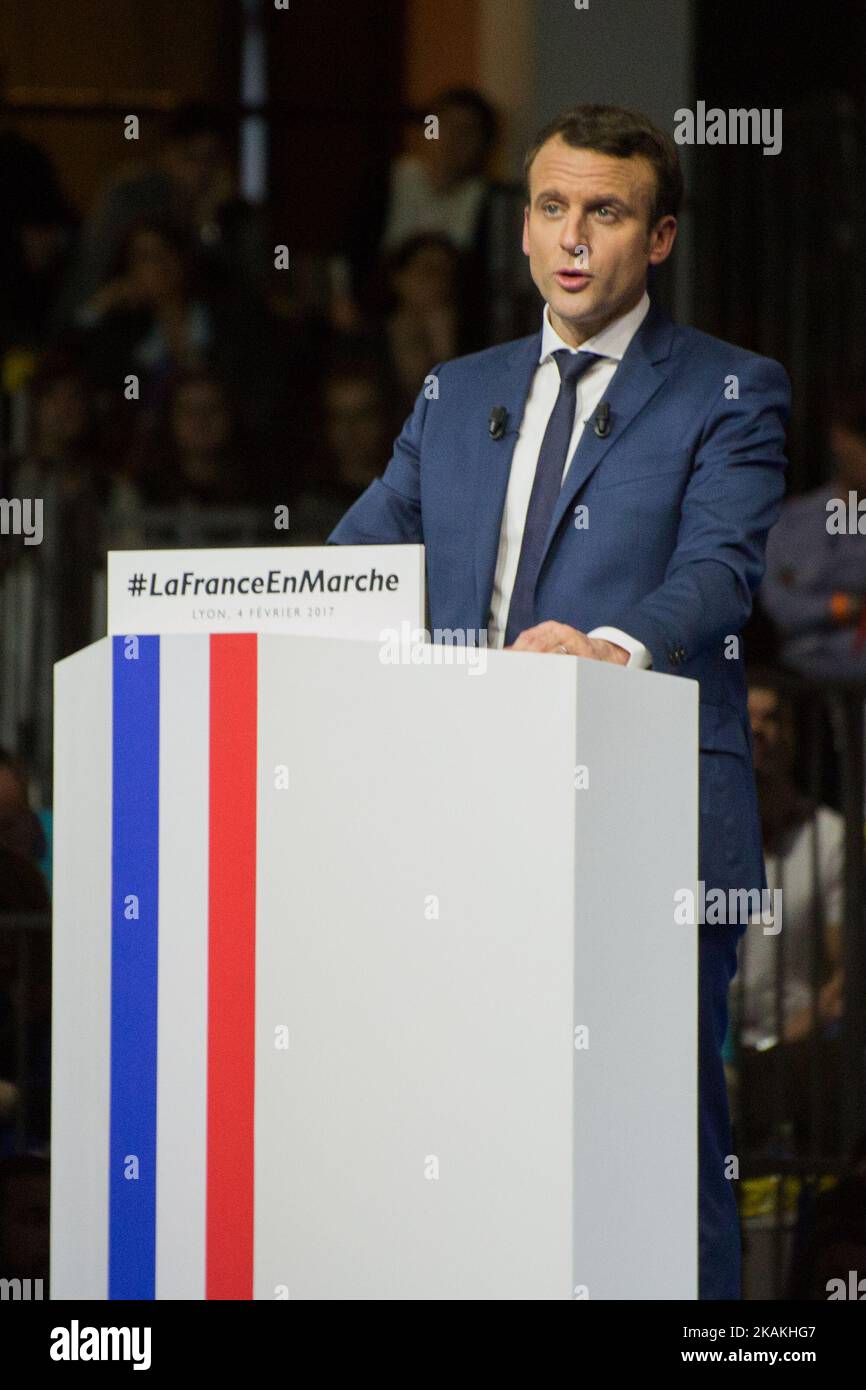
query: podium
[{"left": 51, "top": 632, "right": 698, "bottom": 1300}]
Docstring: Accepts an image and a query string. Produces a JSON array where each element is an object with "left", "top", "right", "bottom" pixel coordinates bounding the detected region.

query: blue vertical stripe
[{"left": 109, "top": 635, "right": 159, "bottom": 1298}]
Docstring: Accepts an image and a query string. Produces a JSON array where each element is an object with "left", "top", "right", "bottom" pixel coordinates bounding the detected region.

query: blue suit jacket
[{"left": 328, "top": 298, "right": 791, "bottom": 904}]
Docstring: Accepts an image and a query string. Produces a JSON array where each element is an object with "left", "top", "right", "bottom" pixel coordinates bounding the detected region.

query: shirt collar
[{"left": 539, "top": 290, "right": 651, "bottom": 364}]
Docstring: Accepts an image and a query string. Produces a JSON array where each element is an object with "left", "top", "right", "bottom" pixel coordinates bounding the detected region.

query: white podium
[{"left": 52, "top": 632, "right": 698, "bottom": 1300}]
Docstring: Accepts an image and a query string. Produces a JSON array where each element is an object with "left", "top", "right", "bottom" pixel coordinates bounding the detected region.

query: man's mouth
[{"left": 554, "top": 269, "right": 593, "bottom": 292}]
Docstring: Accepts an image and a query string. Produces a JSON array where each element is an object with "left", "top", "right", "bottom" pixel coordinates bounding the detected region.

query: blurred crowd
[
  {"left": 0, "top": 92, "right": 527, "bottom": 563},
  {"left": 2, "top": 91, "right": 866, "bottom": 1298}
]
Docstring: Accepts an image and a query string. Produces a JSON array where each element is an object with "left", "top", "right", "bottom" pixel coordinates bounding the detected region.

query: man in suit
[{"left": 328, "top": 103, "right": 791, "bottom": 1300}]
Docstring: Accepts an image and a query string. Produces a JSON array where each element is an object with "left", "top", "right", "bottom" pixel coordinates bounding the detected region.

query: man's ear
[
  {"left": 648, "top": 215, "right": 677, "bottom": 266},
  {"left": 521, "top": 205, "right": 530, "bottom": 257}
]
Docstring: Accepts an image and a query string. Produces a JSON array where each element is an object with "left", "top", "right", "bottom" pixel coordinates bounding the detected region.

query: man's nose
[{"left": 560, "top": 218, "right": 589, "bottom": 256}]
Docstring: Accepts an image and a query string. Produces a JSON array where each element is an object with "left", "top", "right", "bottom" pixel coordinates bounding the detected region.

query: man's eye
[
  {"left": 543, "top": 202, "right": 562, "bottom": 216},
  {"left": 596, "top": 207, "right": 616, "bottom": 220}
]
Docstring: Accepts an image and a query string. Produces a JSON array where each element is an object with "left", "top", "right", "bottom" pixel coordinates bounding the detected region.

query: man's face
[
  {"left": 172, "top": 381, "right": 229, "bottom": 456},
  {"left": 0, "top": 766, "right": 34, "bottom": 858},
  {"left": 830, "top": 423, "right": 866, "bottom": 492},
  {"left": 522, "top": 137, "right": 677, "bottom": 345},
  {"left": 325, "top": 378, "right": 387, "bottom": 483},
  {"left": 166, "top": 132, "right": 223, "bottom": 202},
  {"left": 435, "top": 103, "right": 489, "bottom": 183},
  {"left": 748, "top": 686, "right": 783, "bottom": 776}
]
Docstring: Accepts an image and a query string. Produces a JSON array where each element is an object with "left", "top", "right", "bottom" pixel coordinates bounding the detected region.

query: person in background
[
  {"left": 56, "top": 101, "right": 267, "bottom": 322},
  {"left": 289, "top": 355, "right": 395, "bottom": 543},
  {"left": 0, "top": 750, "right": 51, "bottom": 1152},
  {"left": 381, "top": 233, "right": 465, "bottom": 414},
  {"left": 72, "top": 217, "right": 212, "bottom": 399},
  {"left": 70, "top": 215, "right": 282, "bottom": 448},
  {"left": 761, "top": 386, "right": 866, "bottom": 679},
  {"left": 1, "top": 353, "right": 106, "bottom": 657},
  {"left": 0, "top": 748, "right": 47, "bottom": 875},
  {"left": 0, "top": 127, "right": 77, "bottom": 355},
  {"left": 381, "top": 87, "right": 499, "bottom": 254},
  {"left": 733, "top": 670, "right": 845, "bottom": 1155},
  {"left": 120, "top": 368, "right": 254, "bottom": 509},
  {"left": 341, "top": 86, "right": 508, "bottom": 341}
]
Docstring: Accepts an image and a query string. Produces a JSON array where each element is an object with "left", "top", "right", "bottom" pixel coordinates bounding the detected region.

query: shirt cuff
[{"left": 587, "top": 626, "right": 652, "bottom": 668}]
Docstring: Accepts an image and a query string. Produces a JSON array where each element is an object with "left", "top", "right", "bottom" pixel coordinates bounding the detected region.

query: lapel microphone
[
  {"left": 593, "top": 402, "right": 611, "bottom": 438},
  {"left": 488, "top": 406, "right": 508, "bottom": 441}
]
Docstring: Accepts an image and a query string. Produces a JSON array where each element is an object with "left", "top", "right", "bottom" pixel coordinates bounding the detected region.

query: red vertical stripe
[{"left": 207, "top": 634, "right": 257, "bottom": 1298}]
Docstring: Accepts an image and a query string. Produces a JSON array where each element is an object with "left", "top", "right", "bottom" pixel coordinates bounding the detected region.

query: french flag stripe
[
  {"left": 156, "top": 636, "right": 210, "bottom": 1298},
  {"left": 109, "top": 635, "right": 160, "bottom": 1299},
  {"left": 207, "top": 633, "right": 258, "bottom": 1298}
]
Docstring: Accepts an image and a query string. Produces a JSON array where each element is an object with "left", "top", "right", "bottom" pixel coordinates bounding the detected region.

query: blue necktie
[{"left": 504, "top": 348, "right": 603, "bottom": 646}]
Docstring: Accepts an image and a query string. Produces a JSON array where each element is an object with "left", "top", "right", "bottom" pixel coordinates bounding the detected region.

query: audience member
[
  {"left": 122, "top": 368, "right": 257, "bottom": 507},
  {"left": 0, "top": 128, "right": 77, "bottom": 354},
  {"left": 380, "top": 233, "right": 465, "bottom": 413},
  {"left": 733, "top": 670, "right": 845, "bottom": 1156},
  {"left": 289, "top": 355, "right": 394, "bottom": 542},
  {"left": 57, "top": 101, "right": 267, "bottom": 320},
  {"left": 2, "top": 353, "right": 106, "bottom": 655},
  {"left": 761, "top": 387, "right": 866, "bottom": 678}
]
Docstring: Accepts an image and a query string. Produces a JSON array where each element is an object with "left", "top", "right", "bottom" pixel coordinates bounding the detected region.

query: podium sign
[{"left": 106, "top": 544, "right": 425, "bottom": 637}]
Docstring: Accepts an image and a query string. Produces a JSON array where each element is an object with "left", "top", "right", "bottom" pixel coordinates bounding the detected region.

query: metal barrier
[{"left": 731, "top": 673, "right": 866, "bottom": 1299}]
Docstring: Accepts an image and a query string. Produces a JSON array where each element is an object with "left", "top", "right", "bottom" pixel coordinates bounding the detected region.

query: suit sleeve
[
  {"left": 604, "top": 356, "right": 791, "bottom": 670},
  {"left": 327, "top": 368, "right": 443, "bottom": 546}
]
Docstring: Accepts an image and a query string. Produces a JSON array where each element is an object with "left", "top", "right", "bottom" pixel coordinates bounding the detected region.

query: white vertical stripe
[
  {"left": 51, "top": 639, "right": 112, "bottom": 1298},
  {"left": 156, "top": 636, "right": 210, "bottom": 1298}
]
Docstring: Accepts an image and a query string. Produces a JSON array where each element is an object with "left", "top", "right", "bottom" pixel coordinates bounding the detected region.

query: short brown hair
[{"left": 523, "top": 104, "right": 684, "bottom": 227}]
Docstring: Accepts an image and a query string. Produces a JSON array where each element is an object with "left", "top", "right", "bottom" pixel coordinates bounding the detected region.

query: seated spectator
[
  {"left": 381, "top": 233, "right": 465, "bottom": 414},
  {"left": 71, "top": 215, "right": 283, "bottom": 448},
  {"left": 1, "top": 353, "right": 106, "bottom": 655},
  {"left": 0, "top": 748, "right": 47, "bottom": 874},
  {"left": 381, "top": 87, "right": 498, "bottom": 254},
  {"left": 72, "top": 217, "right": 214, "bottom": 398},
  {"left": 0, "top": 128, "right": 77, "bottom": 354},
  {"left": 733, "top": 670, "right": 845, "bottom": 1156},
  {"left": 761, "top": 386, "right": 866, "bottom": 678},
  {"left": 121, "top": 368, "right": 255, "bottom": 508},
  {"left": 57, "top": 101, "right": 267, "bottom": 323},
  {"left": 345, "top": 87, "right": 521, "bottom": 345},
  {"left": 289, "top": 355, "right": 394, "bottom": 542},
  {"left": 0, "top": 750, "right": 50, "bottom": 1153}
]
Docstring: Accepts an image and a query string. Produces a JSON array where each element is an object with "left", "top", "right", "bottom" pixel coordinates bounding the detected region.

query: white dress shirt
[{"left": 486, "top": 293, "right": 652, "bottom": 668}]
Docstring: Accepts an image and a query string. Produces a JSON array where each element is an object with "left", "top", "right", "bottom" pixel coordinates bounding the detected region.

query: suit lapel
[{"left": 540, "top": 299, "right": 676, "bottom": 565}]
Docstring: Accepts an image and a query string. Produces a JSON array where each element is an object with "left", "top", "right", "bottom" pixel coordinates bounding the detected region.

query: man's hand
[{"left": 506, "top": 621, "right": 629, "bottom": 664}]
